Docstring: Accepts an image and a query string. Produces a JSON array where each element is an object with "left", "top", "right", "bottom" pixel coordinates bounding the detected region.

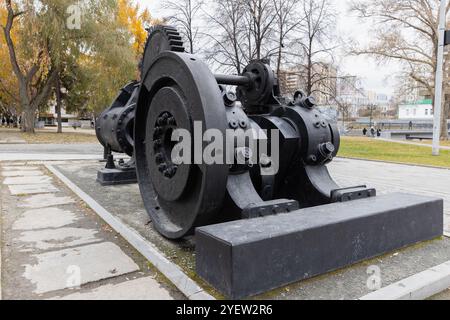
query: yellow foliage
[
  {"left": 0, "top": 4, "right": 19, "bottom": 108},
  {"left": 117, "top": 0, "right": 154, "bottom": 56}
]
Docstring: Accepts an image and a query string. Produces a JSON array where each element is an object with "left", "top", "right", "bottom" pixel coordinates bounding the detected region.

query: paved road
[{"left": 329, "top": 158, "right": 450, "bottom": 233}]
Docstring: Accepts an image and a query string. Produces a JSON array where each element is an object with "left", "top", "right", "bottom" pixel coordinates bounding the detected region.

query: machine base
[
  {"left": 97, "top": 167, "right": 137, "bottom": 186},
  {"left": 196, "top": 193, "right": 443, "bottom": 299}
]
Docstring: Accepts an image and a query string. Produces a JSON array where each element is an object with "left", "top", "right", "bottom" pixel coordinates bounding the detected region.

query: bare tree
[
  {"left": 163, "top": 0, "right": 203, "bottom": 54},
  {"left": 293, "top": 0, "right": 337, "bottom": 96},
  {"left": 244, "top": 0, "right": 277, "bottom": 60},
  {"left": 273, "top": 0, "right": 303, "bottom": 78},
  {"left": 350, "top": 0, "right": 449, "bottom": 140},
  {"left": 203, "top": 0, "right": 247, "bottom": 74},
  {"left": 203, "top": 0, "right": 280, "bottom": 73}
]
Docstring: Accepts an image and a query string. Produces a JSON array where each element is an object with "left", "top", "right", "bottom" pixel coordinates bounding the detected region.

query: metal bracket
[
  {"left": 331, "top": 186, "right": 376, "bottom": 202},
  {"left": 242, "top": 199, "right": 300, "bottom": 219}
]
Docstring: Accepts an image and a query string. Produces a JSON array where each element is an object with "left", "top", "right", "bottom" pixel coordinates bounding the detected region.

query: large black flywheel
[
  {"left": 135, "top": 51, "right": 229, "bottom": 239},
  {"left": 140, "top": 25, "right": 185, "bottom": 79}
]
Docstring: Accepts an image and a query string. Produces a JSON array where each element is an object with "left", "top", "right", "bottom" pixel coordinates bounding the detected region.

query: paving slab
[
  {"left": 0, "top": 154, "right": 103, "bottom": 161},
  {"left": 1, "top": 166, "right": 40, "bottom": 171},
  {"left": 329, "top": 158, "right": 450, "bottom": 232},
  {"left": 0, "top": 139, "right": 26, "bottom": 144},
  {"left": 8, "top": 183, "right": 59, "bottom": 196},
  {"left": 52, "top": 276, "right": 174, "bottom": 300},
  {"left": 23, "top": 242, "right": 140, "bottom": 294},
  {"left": 18, "top": 228, "right": 100, "bottom": 251},
  {"left": 17, "top": 193, "right": 75, "bottom": 209},
  {"left": 2, "top": 170, "right": 44, "bottom": 177},
  {"left": 12, "top": 207, "right": 79, "bottom": 230},
  {"left": 3, "top": 176, "right": 52, "bottom": 185}
]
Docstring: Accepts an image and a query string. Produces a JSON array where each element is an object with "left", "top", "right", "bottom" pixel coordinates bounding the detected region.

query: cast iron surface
[
  {"left": 141, "top": 25, "right": 185, "bottom": 79},
  {"left": 135, "top": 52, "right": 229, "bottom": 239},
  {"left": 96, "top": 81, "right": 139, "bottom": 156},
  {"left": 135, "top": 27, "right": 375, "bottom": 239}
]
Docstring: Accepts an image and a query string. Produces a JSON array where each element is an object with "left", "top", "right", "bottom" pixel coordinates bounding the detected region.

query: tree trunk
[
  {"left": 441, "top": 99, "right": 449, "bottom": 140},
  {"left": 22, "top": 106, "right": 36, "bottom": 133},
  {"left": 56, "top": 77, "right": 63, "bottom": 133}
]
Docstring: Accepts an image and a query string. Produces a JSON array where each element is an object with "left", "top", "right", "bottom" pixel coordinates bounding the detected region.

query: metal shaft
[{"left": 215, "top": 74, "right": 251, "bottom": 87}]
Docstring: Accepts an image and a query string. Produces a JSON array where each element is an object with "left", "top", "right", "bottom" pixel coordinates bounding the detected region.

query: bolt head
[
  {"left": 260, "top": 155, "right": 272, "bottom": 167},
  {"left": 229, "top": 120, "right": 238, "bottom": 129},
  {"left": 323, "top": 142, "right": 335, "bottom": 154},
  {"left": 304, "top": 96, "right": 316, "bottom": 108}
]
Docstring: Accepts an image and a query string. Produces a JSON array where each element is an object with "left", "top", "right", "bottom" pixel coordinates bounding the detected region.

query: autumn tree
[
  {"left": 1, "top": 0, "right": 151, "bottom": 133},
  {"left": 0, "top": 4, "right": 18, "bottom": 115},
  {"left": 2, "top": 0, "right": 58, "bottom": 132},
  {"left": 350, "top": 0, "right": 449, "bottom": 140},
  {"left": 118, "top": 0, "right": 153, "bottom": 57}
]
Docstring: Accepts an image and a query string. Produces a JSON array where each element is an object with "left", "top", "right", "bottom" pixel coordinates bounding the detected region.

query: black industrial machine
[
  {"left": 95, "top": 81, "right": 139, "bottom": 185},
  {"left": 95, "top": 26, "right": 186, "bottom": 186},
  {"left": 106, "top": 25, "right": 444, "bottom": 298},
  {"left": 135, "top": 26, "right": 377, "bottom": 239}
]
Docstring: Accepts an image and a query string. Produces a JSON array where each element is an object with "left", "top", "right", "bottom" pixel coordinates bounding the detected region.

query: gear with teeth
[{"left": 140, "top": 25, "right": 185, "bottom": 78}]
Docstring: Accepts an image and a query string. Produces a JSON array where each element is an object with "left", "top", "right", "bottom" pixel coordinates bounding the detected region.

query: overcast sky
[{"left": 138, "top": 0, "right": 401, "bottom": 96}]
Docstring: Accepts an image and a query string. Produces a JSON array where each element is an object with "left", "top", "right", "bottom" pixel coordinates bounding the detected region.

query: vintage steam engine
[{"left": 96, "top": 25, "right": 443, "bottom": 298}]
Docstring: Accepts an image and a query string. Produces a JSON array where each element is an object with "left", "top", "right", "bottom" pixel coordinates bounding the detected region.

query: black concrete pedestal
[
  {"left": 196, "top": 193, "right": 443, "bottom": 299},
  {"left": 97, "top": 167, "right": 137, "bottom": 186}
]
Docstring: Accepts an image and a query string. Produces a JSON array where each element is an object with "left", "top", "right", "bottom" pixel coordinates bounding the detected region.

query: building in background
[
  {"left": 278, "top": 63, "right": 337, "bottom": 105},
  {"left": 398, "top": 99, "right": 434, "bottom": 120},
  {"left": 38, "top": 103, "right": 77, "bottom": 127}
]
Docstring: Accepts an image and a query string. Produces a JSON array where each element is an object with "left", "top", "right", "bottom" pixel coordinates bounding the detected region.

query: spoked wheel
[{"left": 135, "top": 52, "right": 229, "bottom": 239}]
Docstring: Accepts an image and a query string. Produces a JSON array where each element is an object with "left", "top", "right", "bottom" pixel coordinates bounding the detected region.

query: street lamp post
[{"left": 432, "top": 0, "right": 447, "bottom": 156}]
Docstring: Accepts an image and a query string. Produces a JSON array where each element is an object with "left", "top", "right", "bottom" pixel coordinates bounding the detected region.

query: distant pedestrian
[
  {"left": 1, "top": 117, "right": 5, "bottom": 127},
  {"left": 370, "top": 127, "right": 375, "bottom": 137},
  {"left": 409, "top": 121, "right": 413, "bottom": 130},
  {"left": 362, "top": 128, "right": 367, "bottom": 136},
  {"left": 377, "top": 129, "right": 381, "bottom": 137}
]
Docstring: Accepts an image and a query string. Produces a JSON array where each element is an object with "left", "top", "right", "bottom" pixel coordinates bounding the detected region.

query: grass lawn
[
  {"left": 21, "top": 131, "right": 98, "bottom": 144},
  {"left": 414, "top": 140, "right": 450, "bottom": 147},
  {"left": 339, "top": 137, "right": 450, "bottom": 169}
]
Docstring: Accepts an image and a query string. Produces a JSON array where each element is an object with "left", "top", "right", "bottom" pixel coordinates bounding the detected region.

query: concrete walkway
[
  {"left": 0, "top": 144, "right": 104, "bottom": 161},
  {"left": 329, "top": 158, "right": 450, "bottom": 233},
  {"left": 0, "top": 162, "right": 183, "bottom": 300}
]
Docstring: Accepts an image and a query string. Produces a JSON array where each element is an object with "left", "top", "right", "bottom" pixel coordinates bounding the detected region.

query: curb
[
  {"left": 337, "top": 156, "right": 450, "bottom": 171},
  {"left": 0, "top": 172, "right": 2, "bottom": 300},
  {"left": 359, "top": 260, "right": 450, "bottom": 300},
  {"left": 45, "top": 164, "right": 214, "bottom": 300},
  {"left": 0, "top": 154, "right": 103, "bottom": 162}
]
